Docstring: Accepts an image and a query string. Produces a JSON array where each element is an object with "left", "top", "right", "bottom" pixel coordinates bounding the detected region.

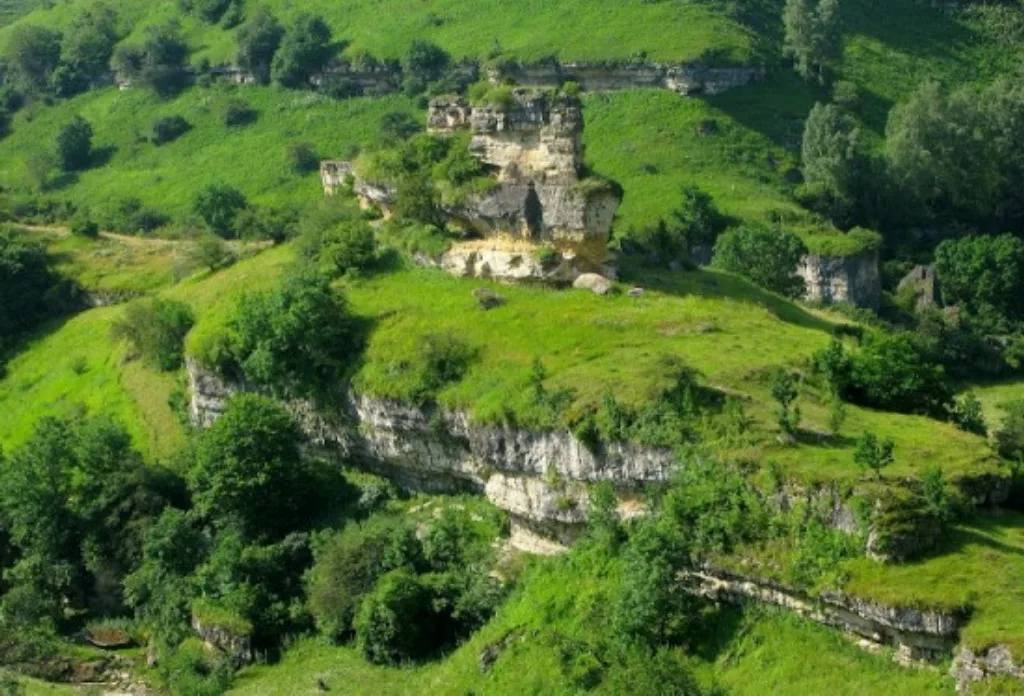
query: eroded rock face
[
  {"left": 897, "top": 264, "right": 940, "bottom": 311},
  {"left": 952, "top": 645, "right": 1024, "bottom": 692},
  {"left": 191, "top": 614, "right": 254, "bottom": 667},
  {"left": 488, "top": 62, "right": 764, "bottom": 96},
  {"left": 324, "top": 89, "right": 620, "bottom": 282},
  {"left": 694, "top": 565, "right": 961, "bottom": 663},
  {"left": 798, "top": 249, "right": 881, "bottom": 308},
  {"left": 186, "top": 359, "right": 674, "bottom": 552}
]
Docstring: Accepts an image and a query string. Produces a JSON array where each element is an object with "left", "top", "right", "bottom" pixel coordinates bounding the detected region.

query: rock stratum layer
[
  {"left": 323, "top": 89, "right": 620, "bottom": 283},
  {"left": 797, "top": 249, "right": 882, "bottom": 308},
  {"left": 187, "top": 359, "right": 673, "bottom": 554}
]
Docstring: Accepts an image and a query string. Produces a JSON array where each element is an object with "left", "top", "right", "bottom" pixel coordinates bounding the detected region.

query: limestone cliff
[
  {"left": 186, "top": 359, "right": 673, "bottom": 553},
  {"left": 798, "top": 249, "right": 882, "bottom": 308},
  {"left": 323, "top": 89, "right": 620, "bottom": 282}
]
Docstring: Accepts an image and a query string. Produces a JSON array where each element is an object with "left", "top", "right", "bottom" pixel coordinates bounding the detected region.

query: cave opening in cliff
[{"left": 524, "top": 182, "right": 543, "bottom": 239}]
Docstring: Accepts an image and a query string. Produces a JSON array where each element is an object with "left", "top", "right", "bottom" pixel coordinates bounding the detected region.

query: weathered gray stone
[
  {"left": 572, "top": 273, "right": 613, "bottom": 295},
  {"left": 798, "top": 249, "right": 881, "bottom": 308},
  {"left": 897, "top": 264, "right": 940, "bottom": 311}
]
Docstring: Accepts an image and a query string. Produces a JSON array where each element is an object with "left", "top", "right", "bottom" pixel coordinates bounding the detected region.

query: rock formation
[
  {"left": 323, "top": 89, "right": 620, "bottom": 283},
  {"left": 897, "top": 264, "right": 940, "bottom": 311},
  {"left": 797, "top": 249, "right": 882, "bottom": 308}
]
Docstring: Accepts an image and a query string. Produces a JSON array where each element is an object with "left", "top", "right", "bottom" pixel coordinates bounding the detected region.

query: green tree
[
  {"left": 124, "top": 508, "right": 205, "bottom": 647},
  {"left": 800, "top": 102, "right": 867, "bottom": 223},
  {"left": 188, "top": 393, "right": 305, "bottom": 540},
  {"left": 885, "top": 81, "right": 999, "bottom": 220},
  {"left": 770, "top": 368, "right": 801, "bottom": 437},
  {"left": 846, "top": 331, "right": 952, "bottom": 417},
  {"left": 61, "top": 4, "right": 119, "bottom": 80},
  {"left": 612, "top": 518, "right": 693, "bottom": 648},
  {"left": 949, "top": 392, "right": 986, "bottom": 436},
  {"left": 306, "top": 517, "right": 423, "bottom": 639},
  {"left": 711, "top": 224, "right": 808, "bottom": 298},
  {"left": 6, "top": 25, "right": 61, "bottom": 92},
  {"left": 854, "top": 432, "right": 895, "bottom": 479},
  {"left": 230, "top": 269, "right": 359, "bottom": 396},
  {"left": 271, "top": 13, "right": 333, "bottom": 88},
  {"left": 112, "top": 22, "right": 189, "bottom": 97},
  {"left": 354, "top": 569, "right": 438, "bottom": 665},
  {"left": 193, "top": 183, "right": 248, "bottom": 238},
  {"left": 56, "top": 115, "right": 93, "bottom": 171},
  {"left": 783, "top": 0, "right": 841, "bottom": 83},
  {"left": 0, "top": 226, "right": 74, "bottom": 353},
  {"left": 110, "top": 298, "right": 195, "bottom": 370},
  {"left": 934, "top": 234, "right": 1024, "bottom": 325},
  {"left": 235, "top": 8, "right": 284, "bottom": 84},
  {"left": 379, "top": 111, "right": 422, "bottom": 144},
  {"left": 403, "top": 39, "right": 450, "bottom": 94}
]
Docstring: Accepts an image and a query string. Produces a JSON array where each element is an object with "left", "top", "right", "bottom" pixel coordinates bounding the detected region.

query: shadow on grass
[
  {"left": 619, "top": 262, "right": 840, "bottom": 335},
  {"left": 939, "top": 510, "right": 1024, "bottom": 561}
]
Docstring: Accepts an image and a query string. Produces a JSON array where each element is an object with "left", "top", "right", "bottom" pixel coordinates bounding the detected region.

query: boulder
[{"left": 572, "top": 273, "right": 613, "bottom": 295}]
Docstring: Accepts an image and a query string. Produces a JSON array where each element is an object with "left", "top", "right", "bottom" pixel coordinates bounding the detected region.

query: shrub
[
  {"left": 949, "top": 392, "right": 987, "bottom": 436},
  {"left": 769, "top": 368, "right": 801, "bottom": 436},
  {"left": 230, "top": 269, "right": 360, "bottom": 397},
  {"left": 378, "top": 111, "right": 422, "bottom": 144},
  {"left": 222, "top": 99, "right": 257, "bottom": 127},
  {"left": 285, "top": 141, "right": 318, "bottom": 173},
  {"left": 853, "top": 432, "right": 895, "bottom": 480},
  {"left": 403, "top": 40, "right": 450, "bottom": 95},
  {"left": 150, "top": 115, "right": 190, "bottom": 145},
  {"left": 70, "top": 215, "right": 99, "bottom": 238},
  {"left": 995, "top": 399, "right": 1024, "bottom": 463},
  {"left": 235, "top": 7, "right": 284, "bottom": 84},
  {"left": 846, "top": 332, "right": 952, "bottom": 416},
  {"left": 193, "top": 183, "right": 248, "bottom": 238},
  {"left": 298, "top": 218, "right": 377, "bottom": 276},
  {"left": 662, "top": 459, "right": 767, "bottom": 556},
  {"left": 712, "top": 223, "right": 807, "bottom": 298},
  {"left": 355, "top": 569, "right": 438, "bottom": 665},
  {"left": 189, "top": 394, "right": 305, "bottom": 539},
  {"left": 104, "top": 197, "right": 168, "bottom": 235},
  {"left": 271, "top": 13, "right": 333, "bottom": 88},
  {"left": 412, "top": 332, "right": 476, "bottom": 403},
  {"left": 306, "top": 517, "right": 422, "bottom": 639},
  {"left": 185, "top": 233, "right": 234, "bottom": 272},
  {"left": 111, "top": 298, "right": 195, "bottom": 371},
  {"left": 55, "top": 116, "right": 93, "bottom": 171}
]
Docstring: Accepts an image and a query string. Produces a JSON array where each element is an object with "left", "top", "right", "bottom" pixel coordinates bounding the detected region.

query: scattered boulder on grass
[
  {"left": 472, "top": 288, "right": 506, "bottom": 310},
  {"left": 627, "top": 287, "right": 645, "bottom": 298},
  {"left": 572, "top": 273, "right": 613, "bottom": 296}
]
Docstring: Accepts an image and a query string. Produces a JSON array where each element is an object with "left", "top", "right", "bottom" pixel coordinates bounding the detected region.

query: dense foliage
[
  {"left": 712, "top": 224, "right": 808, "bottom": 298},
  {"left": 0, "top": 226, "right": 77, "bottom": 357}
]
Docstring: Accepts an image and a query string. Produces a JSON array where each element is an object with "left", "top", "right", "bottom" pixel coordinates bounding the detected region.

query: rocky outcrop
[
  {"left": 487, "top": 61, "right": 764, "bottom": 96},
  {"left": 432, "top": 91, "right": 621, "bottom": 271},
  {"left": 798, "top": 249, "right": 881, "bottom": 308},
  {"left": 326, "top": 89, "right": 621, "bottom": 282},
  {"left": 694, "top": 565, "right": 961, "bottom": 663},
  {"left": 191, "top": 613, "right": 254, "bottom": 667},
  {"left": 186, "top": 359, "right": 675, "bottom": 552},
  {"left": 897, "top": 264, "right": 940, "bottom": 311},
  {"left": 951, "top": 645, "right": 1024, "bottom": 692}
]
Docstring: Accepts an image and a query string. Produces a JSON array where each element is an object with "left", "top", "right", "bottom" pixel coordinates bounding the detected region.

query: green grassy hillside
[
  {"left": 0, "top": 237, "right": 998, "bottom": 487},
  {"left": 0, "top": 86, "right": 418, "bottom": 219},
  {"left": 0, "top": 0, "right": 752, "bottom": 64}
]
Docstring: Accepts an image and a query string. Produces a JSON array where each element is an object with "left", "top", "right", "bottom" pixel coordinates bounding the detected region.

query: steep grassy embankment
[{"left": 0, "top": 86, "right": 419, "bottom": 219}]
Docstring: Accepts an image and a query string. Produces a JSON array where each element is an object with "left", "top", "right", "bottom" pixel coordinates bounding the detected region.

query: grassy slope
[
  {"left": 230, "top": 575, "right": 954, "bottom": 696},
  {"left": 0, "top": 236, "right": 996, "bottom": 480},
  {"left": 0, "top": 0, "right": 752, "bottom": 64},
  {"left": 0, "top": 86, "right": 419, "bottom": 219},
  {"left": 840, "top": 511, "right": 1024, "bottom": 657}
]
